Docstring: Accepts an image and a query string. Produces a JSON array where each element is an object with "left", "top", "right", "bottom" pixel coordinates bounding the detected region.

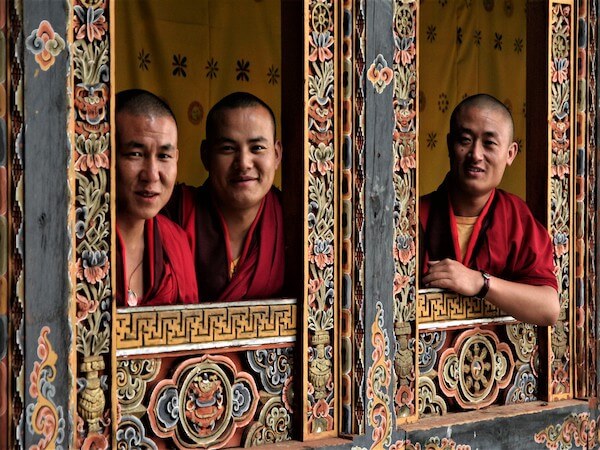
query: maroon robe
[
  {"left": 166, "top": 183, "right": 285, "bottom": 301},
  {"left": 420, "top": 181, "right": 558, "bottom": 290},
  {"left": 116, "top": 215, "right": 199, "bottom": 306}
]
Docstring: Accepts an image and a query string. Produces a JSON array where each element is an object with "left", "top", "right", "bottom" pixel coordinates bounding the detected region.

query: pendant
[{"left": 127, "top": 289, "right": 138, "bottom": 307}]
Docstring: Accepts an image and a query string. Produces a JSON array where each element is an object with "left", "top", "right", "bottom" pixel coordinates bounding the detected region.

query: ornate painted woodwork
[
  {"left": 115, "top": 346, "right": 295, "bottom": 448},
  {"left": 548, "top": 0, "right": 575, "bottom": 400},
  {"left": 0, "top": 0, "right": 598, "bottom": 448},
  {"left": 352, "top": 0, "right": 367, "bottom": 437},
  {"left": 0, "top": 0, "right": 7, "bottom": 444},
  {"left": 391, "top": 0, "right": 419, "bottom": 424},
  {"left": 304, "top": 0, "right": 338, "bottom": 439},
  {"left": 575, "top": 0, "right": 598, "bottom": 399},
  {"left": 71, "top": 0, "right": 112, "bottom": 447},
  {"left": 115, "top": 299, "right": 297, "bottom": 354}
]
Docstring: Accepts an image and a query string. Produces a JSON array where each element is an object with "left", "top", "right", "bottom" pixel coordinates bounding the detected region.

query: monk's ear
[
  {"left": 200, "top": 140, "right": 210, "bottom": 169},
  {"left": 274, "top": 140, "right": 282, "bottom": 168},
  {"left": 506, "top": 141, "right": 518, "bottom": 166}
]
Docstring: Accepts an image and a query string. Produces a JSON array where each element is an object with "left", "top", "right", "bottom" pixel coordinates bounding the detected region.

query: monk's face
[
  {"left": 116, "top": 112, "right": 179, "bottom": 225},
  {"left": 202, "top": 106, "right": 282, "bottom": 217},
  {"left": 448, "top": 105, "right": 517, "bottom": 199}
]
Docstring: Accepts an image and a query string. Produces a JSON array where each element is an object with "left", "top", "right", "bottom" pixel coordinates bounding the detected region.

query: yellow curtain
[
  {"left": 419, "top": 0, "right": 526, "bottom": 198},
  {"left": 115, "top": 0, "right": 281, "bottom": 186}
]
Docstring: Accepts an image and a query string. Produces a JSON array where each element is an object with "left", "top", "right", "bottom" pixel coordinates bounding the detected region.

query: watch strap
[{"left": 475, "top": 271, "right": 490, "bottom": 299}]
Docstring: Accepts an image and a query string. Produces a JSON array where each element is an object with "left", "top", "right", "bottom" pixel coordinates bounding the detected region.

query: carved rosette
[
  {"left": 391, "top": 0, "right": 418, "bottom": 422},
  {"left": 438, "top": 328, "right": 514, "bottom": 409},
  {"left": 549, "top": 1, "right": 573, "bottom": 399},
  {"left": 305, "top": 0, "right": 336, "bottom": 436},
  {"left": 148, "top": 355, "right": 259, "bottom": 449}
]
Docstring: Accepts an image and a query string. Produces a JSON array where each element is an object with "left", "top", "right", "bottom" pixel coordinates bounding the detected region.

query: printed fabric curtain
[
  {"left": 115, "top": 0, "right": 281, "bottom": 186},
  {"left": 419, "top": 0, "right": 527, "bottom": 199}
]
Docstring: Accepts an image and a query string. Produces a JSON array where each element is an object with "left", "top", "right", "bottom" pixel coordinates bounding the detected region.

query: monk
[
  {"left": 420, "top": 93, "right": 559, "bottom": 326},
  {"left": 165, "top": 92, "right": 284, "bottom": 301},
  {"left": 115, "top": 89, "right": 198, "bottom": 306}
]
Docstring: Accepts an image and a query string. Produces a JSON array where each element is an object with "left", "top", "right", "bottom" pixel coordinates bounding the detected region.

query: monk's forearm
[{"left": 484, "top": 277, "right": 559, "bottom": 326}]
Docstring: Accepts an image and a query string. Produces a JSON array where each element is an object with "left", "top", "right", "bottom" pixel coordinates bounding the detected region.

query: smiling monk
[
  {"left": 165, "top": 92, "right": 284, "bottom": 301},
  {"left": 115, "top": 89, "right": 198, "bottom": 307},
  {"left": 420, "top": 93, "right": 559, "bottom": 326}
]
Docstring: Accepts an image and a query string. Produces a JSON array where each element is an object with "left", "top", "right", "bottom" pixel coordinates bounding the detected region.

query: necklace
[{"left": 126, "top": 259, "right": 143, "bottom": 307}]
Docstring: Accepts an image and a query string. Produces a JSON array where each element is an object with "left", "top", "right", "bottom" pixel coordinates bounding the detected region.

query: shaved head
[{"left": 449, "top": 94, "right": 514, "bottom": 142}]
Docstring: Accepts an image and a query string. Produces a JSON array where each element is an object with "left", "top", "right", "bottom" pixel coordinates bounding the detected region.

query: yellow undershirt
[
  {"left": 455, "top": 215, "right": 478, "bottom": 261},
  {"left": 229, "top": 257, "right": 240, "bottom": 279}
]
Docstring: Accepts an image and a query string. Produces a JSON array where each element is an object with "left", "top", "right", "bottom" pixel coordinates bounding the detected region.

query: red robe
[
  {"left": 420, "top": 182, "right": 558, "bottom": 290},
  {"left": 166, "top": 183, "right": 285, "bottom": 301},
  {"left": 116, "top": 215, "right": 199, "bottom": 306}
]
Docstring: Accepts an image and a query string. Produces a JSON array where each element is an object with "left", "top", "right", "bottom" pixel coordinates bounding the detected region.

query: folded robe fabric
[
  {"left": 116, "top": 215, "right": 199, "bottom": 306},
  {"left": 168, "top": 183, "right": 285, "bottom": 301},
  {"left": 419, "top": 180, "right": 558, "bottom": 291}
]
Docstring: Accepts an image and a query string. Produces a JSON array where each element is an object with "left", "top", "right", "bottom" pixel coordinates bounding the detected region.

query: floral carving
[
  {"left": 367, "top": 54, "right": 393, "bottom": 94},
  {"left": 25, "top": 20, "right": 66, "bottom": 71}
]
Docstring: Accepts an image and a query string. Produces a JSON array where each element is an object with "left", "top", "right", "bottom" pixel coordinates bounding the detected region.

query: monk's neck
[
  {"left": 117, "top": 217, "right": 146, "bottom": 259},
  {"left": 220, "top": 206, "right": 260, "bottom": 261},
  {"left": 449, "top": 188, "right": 492, "bottom": 217}
]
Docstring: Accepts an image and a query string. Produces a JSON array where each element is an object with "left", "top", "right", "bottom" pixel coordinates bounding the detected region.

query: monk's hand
[{"left": 422, "top": 259, "right": 485, "bottom": 297}]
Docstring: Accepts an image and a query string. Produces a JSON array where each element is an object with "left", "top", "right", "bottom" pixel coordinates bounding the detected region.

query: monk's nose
[
  {"left": 236, "top": 149, "right": 252, "bottom": 170},
  {"left": 141, "top": 158, "right": 160, "bottom": 181}
]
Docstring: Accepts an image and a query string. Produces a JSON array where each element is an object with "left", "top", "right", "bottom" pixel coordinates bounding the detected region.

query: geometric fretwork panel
[
  {"left": 419, "top": 290, "right": 506, "bottom": 323},
  {"left": 418, "top": 322, "right": 539, "bottom": 416}
]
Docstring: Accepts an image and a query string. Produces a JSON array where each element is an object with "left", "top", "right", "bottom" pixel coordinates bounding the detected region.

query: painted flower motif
[
  {"left": 309, "top": 239, "right": 334, "bottom": 270},
  {"left": 74, "top": 5, "right": 107, "bottom": 42},
  {"left": 74, "top": 133, "right": 109, "bottom": 174},
  {"left": 282, "top": 376, "right": 294, "bottom": 413},
  {"left": 551, "top": 150, "right": 570, "bottom": 179},
  {"left": 494, "top": 32, "right": 503, "bottom": 50},
  {"left": 308, "top": 31, "right": 334, "bottom": 62},
  {"left": 310, "top": 142, "right": 334, "bottom": 175},
  {"left": 25, "top": 20, "right": 66, "bottom": 71},
  {"left": 426, "top": 132, "right": 437, "bottom": 149},
  {"left": 75, "top": 206, "right": 88, "bottom": 239},
  {"left": 81, "top": 433, "right": 109, "bottom": 450},
  {"left": 308, "top": 278, "right": 323, "bottom": 308},
  {"left": 393, "top": 140, "right": 416, "bottom": 173},
  {"left": 395, "top": 234, "right": 415, "bottom": 265},
  {"left": 553, "top": 232, "right": 569, "bottom": 257},
  {"left": 551, "top": 58, "right": 569, "bottom": 84},
  {"left": 367, "top": 54, "right": 393, "bottom": 94},
  {"left": 426, "top": 25, "right": 437, "bottom": 43},
  {"left": 393, "top": 274, "right": 410, "bottom": 295},
  {"left": 514, "top": 37, "right": 524, "bottom": 53},
  {"left": 76, "top": 293, "right": 98, "bottom": 323},
  {"left": 394, "top": 36, "right": 416, "bottom": 66},
  {"left": 77, "top": 250, "right": 109, "bottom": 284},
  {"left": 473, "top": 30, "right": 482, "bottom": 46}
]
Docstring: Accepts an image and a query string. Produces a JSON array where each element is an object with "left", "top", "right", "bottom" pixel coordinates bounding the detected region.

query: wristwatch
[{"left": 474, "top": 271, "right": 491, "bottom": 300}]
